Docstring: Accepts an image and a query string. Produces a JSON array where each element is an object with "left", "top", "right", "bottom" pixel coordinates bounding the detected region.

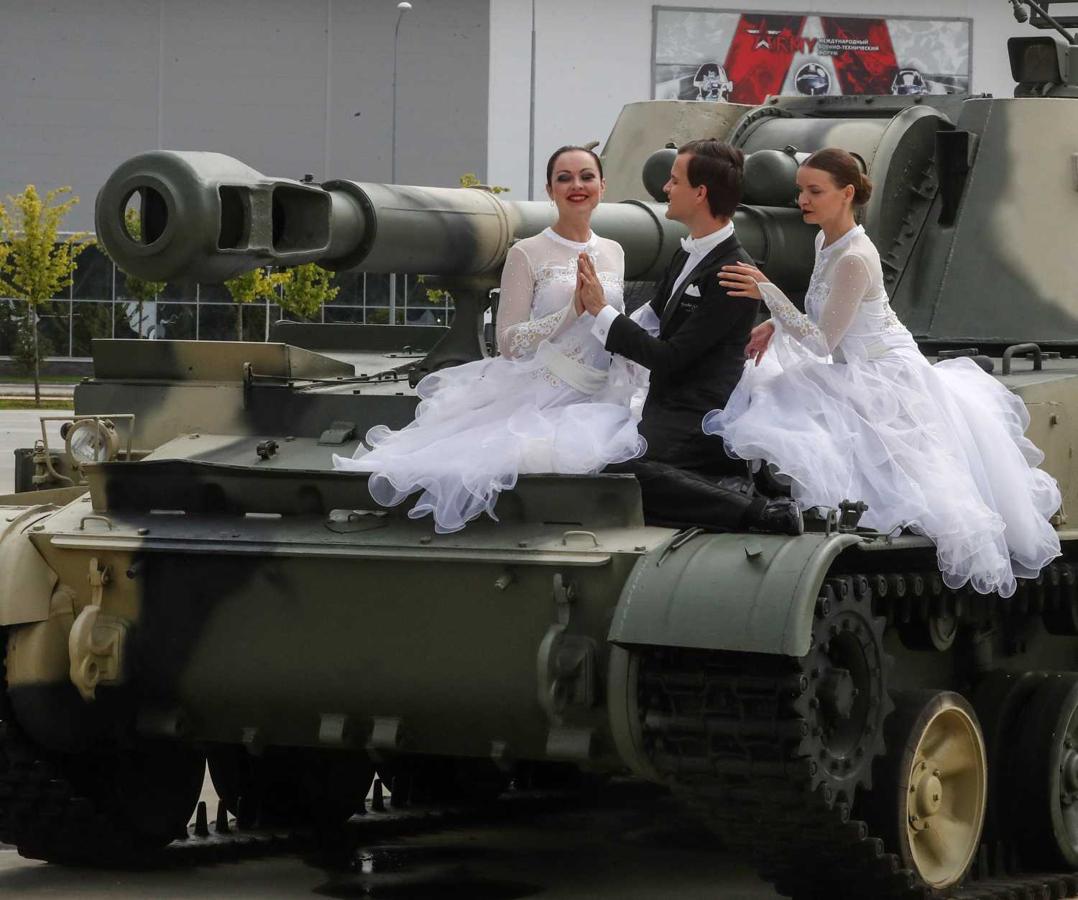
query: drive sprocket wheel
[{"left": 793, "top": 577, "right": 893, "bottom": 807}]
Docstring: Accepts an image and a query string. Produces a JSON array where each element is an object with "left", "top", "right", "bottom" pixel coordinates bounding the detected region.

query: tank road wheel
[
  {"left": 0, "top": 732, "right": 204, "bottom": 864},
  {"left": 1012, "top": 672, "right": 1078, "bottom": 869},
  {"left": 0, "top": 633, "right": 204, "bottom": 864},
  {"left": 972, "top": 670, "right": 1047, "bottom": 855},
  {"left": 870, "top": 690, "right": 987, "bottom": 893},
  {"left": 796, "top": 579, "right": 892, "bottom": 806}
]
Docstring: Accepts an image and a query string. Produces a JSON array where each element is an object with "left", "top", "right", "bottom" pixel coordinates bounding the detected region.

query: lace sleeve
[
  {"left": 495, "top": 245, "right": 579, "bottom": 359},
  {"left": 759, "top": 254, "right": 871, "bottom": 357}
]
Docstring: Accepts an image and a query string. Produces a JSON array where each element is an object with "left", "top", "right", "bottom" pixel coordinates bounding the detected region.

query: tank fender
[
  {"left": 608, "top": 531, "right": 862, "bottom": 657},
  {"left": 0, "top": 505, "right": 61, "bottom": 626}
]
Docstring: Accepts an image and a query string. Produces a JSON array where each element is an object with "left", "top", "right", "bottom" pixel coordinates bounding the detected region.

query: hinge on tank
[
  {"left": 68, "top": 557, "right": 129, "bottom": 702},
  {"left": 537, "top": 574, "right": 598, "bottom": 761}
]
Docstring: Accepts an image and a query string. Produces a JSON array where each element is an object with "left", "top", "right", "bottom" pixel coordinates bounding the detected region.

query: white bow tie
[{"left": 681, "top": 235, "right": 706, "bottom": 255}]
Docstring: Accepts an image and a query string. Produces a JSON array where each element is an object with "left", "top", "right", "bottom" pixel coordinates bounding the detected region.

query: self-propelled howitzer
[{"left": 6, "top": 6, "right": 1078, "bottom": 895}]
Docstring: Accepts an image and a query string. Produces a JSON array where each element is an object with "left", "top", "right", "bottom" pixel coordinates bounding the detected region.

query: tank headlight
[{"left": 63, "top": 418, "right": 120, "bottom": 466}]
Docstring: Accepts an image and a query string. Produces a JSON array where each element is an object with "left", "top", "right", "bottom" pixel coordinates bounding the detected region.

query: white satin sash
[{"left": 536, "top": 341, "right": 608, "bottom": 394}]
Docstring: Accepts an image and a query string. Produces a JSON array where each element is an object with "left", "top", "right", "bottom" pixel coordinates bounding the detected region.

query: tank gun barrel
[
  {"left": 96, "top": 150, "right": 814, "bottom": 291},
  {"left": 95, "top": 151, "right": 689, "bottom": 285}
]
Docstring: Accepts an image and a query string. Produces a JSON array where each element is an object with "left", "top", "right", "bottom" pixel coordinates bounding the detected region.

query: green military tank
[{"left": 5, "top": 2, "right": 1078, "bottom": 894}]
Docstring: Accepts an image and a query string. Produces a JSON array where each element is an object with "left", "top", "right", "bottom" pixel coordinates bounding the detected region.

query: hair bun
[{"left": 855, "top": 172, "right": 873, "bottom": 206}]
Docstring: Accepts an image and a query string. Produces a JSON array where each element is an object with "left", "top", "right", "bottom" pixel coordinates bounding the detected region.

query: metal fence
[{"left": 0, "top": 240, "right": 454, "bottom": 360}]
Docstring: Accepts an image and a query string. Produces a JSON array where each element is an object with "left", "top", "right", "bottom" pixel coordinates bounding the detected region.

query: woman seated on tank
[
  {"left": 333, "top": 145, "right": 646, "bottom": 533},
  {"left": 706, "top": 148, "right": 1061, "bottom": 598}
]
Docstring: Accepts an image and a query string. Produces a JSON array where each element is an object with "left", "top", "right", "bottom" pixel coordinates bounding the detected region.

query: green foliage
[
  {"left": 278, "top": 263, "right": 339, "bottom": 320},
  {"left": 223, "top": 267, "right": 285, "bottom": 306},
  {"left": 458, "top": 172, "right": 510, "bottom": 194},
  {"left": 12, "top": 319, "right": 51, "bottom": 376},
  {"left": 224, "top": 267, "right": 288, "bottom": 340},
  {"left": 0, "top": 186, "right": 91, "bottom": 306},
  {"left": 0, "top": 300, "right": 16, "bottom": 356},
  {"left": 0, "top": 185, "right": 90, "bottom": 404}
]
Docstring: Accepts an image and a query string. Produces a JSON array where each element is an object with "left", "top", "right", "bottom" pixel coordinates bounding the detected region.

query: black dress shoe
[
  {"left": 752, "top": 498, "right": 804, "bottom": 536},
  {"left": 752, "top": 462, "right": 793, "bottom": 498}
]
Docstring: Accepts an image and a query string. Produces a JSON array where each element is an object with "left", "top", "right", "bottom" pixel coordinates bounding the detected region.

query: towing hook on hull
[{"left": 68, "top": 557, "right": 128, "bottom": 702}]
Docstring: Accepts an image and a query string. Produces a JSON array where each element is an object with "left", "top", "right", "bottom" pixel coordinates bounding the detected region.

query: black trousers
[{"left": 605, "top": 457, "right": 760, "bottom": 531}]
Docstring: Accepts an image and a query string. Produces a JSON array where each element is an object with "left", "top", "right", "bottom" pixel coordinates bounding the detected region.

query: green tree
[
  {"left": 122, "top": 208, "right": 167, "bottom": 338},
  {"left": 223, "top": 267, "right": 287, "bottom": 340},
  {"left": 0, "top": 186, "right": 91, "bottom": 406},
  {"left": 458, "top": 173, "right": 510, "bottom": 194},
  {"left": 278, "top": 263, "right": 339, "bottom": 321}
]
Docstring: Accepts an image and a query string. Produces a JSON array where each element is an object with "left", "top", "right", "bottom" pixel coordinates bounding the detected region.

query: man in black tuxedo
[{"left": 578, "top": 139, "right": 801, "bottom": 534}]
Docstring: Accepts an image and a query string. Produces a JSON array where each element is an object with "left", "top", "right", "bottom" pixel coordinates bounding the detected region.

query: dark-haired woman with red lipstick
[{"left": 333, "top": 146, "right": 646, "bottom": 533}]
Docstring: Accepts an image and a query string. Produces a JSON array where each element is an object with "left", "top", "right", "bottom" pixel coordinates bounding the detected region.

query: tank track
[
  {"left": 0, "top": 629, "right": 161, "bottom": 863},
  {"left": 637, "top": 564, "right": 1078, "bottom": 900}
]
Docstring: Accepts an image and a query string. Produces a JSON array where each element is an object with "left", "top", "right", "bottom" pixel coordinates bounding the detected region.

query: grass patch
[
  {"left": 0, "top": 375, "right": 83, "bottom": 384},
  {"left": 0, "top": 399, "right": 74, "bottom": 410}
]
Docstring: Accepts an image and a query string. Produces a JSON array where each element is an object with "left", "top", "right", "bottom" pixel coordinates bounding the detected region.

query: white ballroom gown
[
  {"left": 703, "top": 225, "right": 1061, "bottom": 597},
  {"left": 333, "top": 227, "right": 646, "bottom": 533}
]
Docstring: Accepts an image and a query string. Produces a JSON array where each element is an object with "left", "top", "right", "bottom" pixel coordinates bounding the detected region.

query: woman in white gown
[
  {"left": 706, "top": 148, "right": 1060, "bottom": 598},
  {"left": 332, "top": 146, "right": 645, "bottom": 533}
]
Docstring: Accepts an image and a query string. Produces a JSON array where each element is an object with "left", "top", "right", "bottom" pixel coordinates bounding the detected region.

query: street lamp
[
  {"left": 391, "top": 1, "right": 411, "bottom": 183},
  {"left": 390, "top": 1, "right": 411, "bottom": 324}
]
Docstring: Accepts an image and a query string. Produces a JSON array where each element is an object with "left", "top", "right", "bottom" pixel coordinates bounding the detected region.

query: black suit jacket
[{"left": 606, "top": 234, "right": 760, "bottom": 469}]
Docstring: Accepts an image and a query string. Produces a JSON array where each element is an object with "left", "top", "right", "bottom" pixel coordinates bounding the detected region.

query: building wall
[
  {"left": 488, "top": 0, "right": 1034, "bottom": 198},
  {"left": 0, "top": 0, "right": 491, "bottom": 231}
]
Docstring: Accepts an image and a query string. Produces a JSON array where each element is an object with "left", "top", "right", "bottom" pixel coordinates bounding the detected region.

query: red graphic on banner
[
  {"left": 820, "top": 17, "right": 899, "bottom": 95},
  {"left": 723, "top": 15, "right": 807, "bottom": 104}
]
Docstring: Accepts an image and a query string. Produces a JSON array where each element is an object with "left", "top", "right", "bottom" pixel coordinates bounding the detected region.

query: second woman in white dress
[
  {"left": 332, "top": 146, "right": 645, "bottom": 533},
  {"left": 706, "top": 148, "right": 1060, "bottom": 597}
]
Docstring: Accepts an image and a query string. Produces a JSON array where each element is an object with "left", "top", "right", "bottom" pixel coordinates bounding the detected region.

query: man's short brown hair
[{"left": 677, "top": 139, "right": 745, "bottom": 219}]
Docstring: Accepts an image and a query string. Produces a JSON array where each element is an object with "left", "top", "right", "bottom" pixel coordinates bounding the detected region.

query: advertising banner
[{"left": 653, "top": 8, "right": 971, "bottom": 104}]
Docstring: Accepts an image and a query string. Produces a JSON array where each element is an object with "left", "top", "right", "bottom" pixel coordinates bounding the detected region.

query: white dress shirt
[{"left": 591, "top": 221, "right": 736, "bottom": 346}]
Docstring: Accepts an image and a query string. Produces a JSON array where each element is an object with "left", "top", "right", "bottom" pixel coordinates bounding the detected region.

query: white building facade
[{"left": 489, "top": 0, "right": 1033, "bottom": 198}]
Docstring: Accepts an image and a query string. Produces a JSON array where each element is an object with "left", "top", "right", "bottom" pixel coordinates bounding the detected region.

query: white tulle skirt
[
  {"left": 332, "top": 351, "right": 646, "bottom": 534},
  {"left": 703, "top": 340, "right": 1061, "bottom": 597}
]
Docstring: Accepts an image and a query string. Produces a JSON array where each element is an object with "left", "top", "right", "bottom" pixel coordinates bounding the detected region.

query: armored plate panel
[{"left": 90, "top": 339, "right": 353, "bottom": 381}]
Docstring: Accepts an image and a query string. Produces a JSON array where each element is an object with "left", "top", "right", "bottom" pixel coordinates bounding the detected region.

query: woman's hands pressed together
[{"left": 575, "top": 252, "right": 607, "bottom": 316}]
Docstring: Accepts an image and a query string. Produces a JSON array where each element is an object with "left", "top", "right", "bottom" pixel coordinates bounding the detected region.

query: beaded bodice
[
  {"left": 496, "top": 228, "right": 624, "bottom": 370},
  {"left": 762, "top": 225, "right": 915, "bottom": 360}
]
